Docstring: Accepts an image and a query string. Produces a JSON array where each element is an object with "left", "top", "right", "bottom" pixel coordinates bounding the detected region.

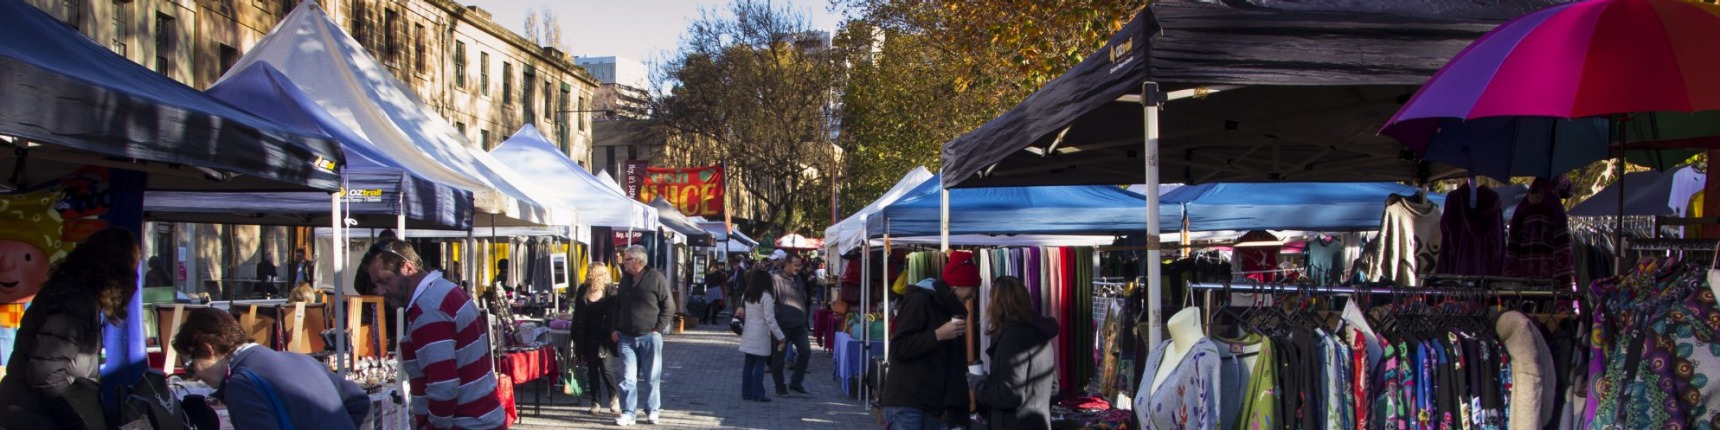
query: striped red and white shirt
[{"left": 402, "top": 271, "right": 504, "bottom": 429}]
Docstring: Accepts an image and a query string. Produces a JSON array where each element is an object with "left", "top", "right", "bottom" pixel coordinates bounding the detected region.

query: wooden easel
[
  {"left": 346, "top": 295, "right": 388, "bottom": 360},
  {"left": 158, "top": 304, "right": 188, "bottom": 373}
]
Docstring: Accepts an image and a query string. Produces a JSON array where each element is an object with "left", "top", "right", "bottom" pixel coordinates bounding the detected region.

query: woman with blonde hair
[
  {"left": 573, "top": 264, "right": 620, "bottom": 414},
  {"left": 967, "top": 276, "right": 1057, "bottom": 430}
]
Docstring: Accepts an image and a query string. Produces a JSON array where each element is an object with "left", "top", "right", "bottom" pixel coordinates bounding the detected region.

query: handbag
[
  {"left": 845, "top": 312, "right": 885, "bottom": 341},
  {"left": 730, "top": 308, "right": 746, "bottom": 335},
  {"left": 562, "top": 366, "right": 585, "bottom": 397}
]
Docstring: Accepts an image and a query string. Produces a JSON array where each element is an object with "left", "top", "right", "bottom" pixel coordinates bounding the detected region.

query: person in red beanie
[{"left": 882, "top": 251, "right": 980, "bottom": 430}]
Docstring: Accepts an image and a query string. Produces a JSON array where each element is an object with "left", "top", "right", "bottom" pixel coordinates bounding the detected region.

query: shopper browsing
[
  {"left": 366, "top": 240, "right": 504, "bottom": 429},
  {"left": 611, "top": 245, "right": 674, "bottom": 426},
  {"left": 172, "top": 307, "right": 369, "bottom": 429},
  {"left": 966, "top": 276, "right": 1057, "bottom": 430},
  {"left": 738, "top": 269, "right": 785, "bottom": 402}
]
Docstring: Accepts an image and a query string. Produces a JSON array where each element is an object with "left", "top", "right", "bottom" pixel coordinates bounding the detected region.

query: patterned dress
[{"left": 1136, "top": 338, "right": 1225, "bottom": 430}]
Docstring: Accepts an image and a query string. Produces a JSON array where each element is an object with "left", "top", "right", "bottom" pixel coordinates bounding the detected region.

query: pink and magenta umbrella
[{"left": 1382, "top": 0, "right": 1720, "bottom": 180}]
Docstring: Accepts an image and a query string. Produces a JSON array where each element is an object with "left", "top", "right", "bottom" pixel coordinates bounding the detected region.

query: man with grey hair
[
  {"left": 610, "top": 245, "right": 673, "bottom": 426},
  {"left": 365, "top": 240, "right": 504, "bottom": 429}
]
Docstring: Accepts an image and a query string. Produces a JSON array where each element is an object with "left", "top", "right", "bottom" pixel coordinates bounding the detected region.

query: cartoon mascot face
[{"left": 0, "top": 190, "right": 66, "bottom": 304}]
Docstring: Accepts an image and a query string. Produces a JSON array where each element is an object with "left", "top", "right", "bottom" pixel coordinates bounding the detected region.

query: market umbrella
[
  {"left": 774, "top": 234, "right": 823, "bottom": 251},
  {"left": 1381, "top": 0, "right": 1720, "bottom": 181}
]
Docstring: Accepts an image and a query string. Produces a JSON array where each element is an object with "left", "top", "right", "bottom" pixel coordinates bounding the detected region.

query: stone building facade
[{"left": 21, "top": 0, "right": 597, "bottom": 295}]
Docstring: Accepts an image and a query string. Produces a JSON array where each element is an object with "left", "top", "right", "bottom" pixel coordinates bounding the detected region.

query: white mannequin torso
[{"left": 1150, "top": 306, "right": 1204, "bottom": 393}]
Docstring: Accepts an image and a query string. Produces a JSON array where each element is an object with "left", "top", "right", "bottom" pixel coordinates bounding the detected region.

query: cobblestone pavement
[{"left": 510, "top": 321, "right": 875, "bottom": 429}]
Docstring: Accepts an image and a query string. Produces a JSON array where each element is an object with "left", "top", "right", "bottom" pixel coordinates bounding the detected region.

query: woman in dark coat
[
  {"left": 0, "top": 227, "right": 142, "bottom": 430},
  {"left": 572, "top": 264, "right": 620, "bottom": 415},
  {"left": 968, "top": 276, "right": 1057, "bottom": 430}
]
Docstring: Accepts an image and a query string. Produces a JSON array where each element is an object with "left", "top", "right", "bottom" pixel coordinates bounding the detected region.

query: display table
[
  {"left": 813, "top": 309, "right": 839, "bottom": 349},
  {"left": 496, "top": 345, "right": 557, "bottom": 416},
  {"left": 831, "top": 332, "right": 883, "bottom": 394}
]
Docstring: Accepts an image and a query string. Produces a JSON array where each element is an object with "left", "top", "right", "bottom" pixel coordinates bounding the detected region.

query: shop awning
[
  {"left": 491, "top": 125, "right": 658, "bottom": 230},
  {"left": 867, "top": 175, "right": 1148, "bottom": 237}
]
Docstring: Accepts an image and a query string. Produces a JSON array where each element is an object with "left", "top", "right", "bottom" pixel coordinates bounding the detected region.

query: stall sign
[{"left": 638, "top": 165, "right": 725, "bottom": 217}]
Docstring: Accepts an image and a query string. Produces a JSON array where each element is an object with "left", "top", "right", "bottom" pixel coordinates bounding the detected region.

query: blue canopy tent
[
  {"left": 490, "top": 125, "right": 658, "bottom": 231},
  {"left": 1162, "top": 182, "right": 1446, "bottom": 232},
  {"left": 145, "top": 63, "right": 476, "bottom": 230},
  {"left": 866, "top": 175, "right": 1148, "bottom": 237}
]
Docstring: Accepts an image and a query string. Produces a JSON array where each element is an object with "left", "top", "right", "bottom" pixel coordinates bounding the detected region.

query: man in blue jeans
[
  {"left": 769, "top": 254, "right": 812, "bottom": 397},
  {"left": 611, "top": 245, "right": 673, "bottom": 426}
]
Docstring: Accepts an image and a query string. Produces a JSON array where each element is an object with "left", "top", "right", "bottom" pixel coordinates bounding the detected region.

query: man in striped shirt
[{"left": 368, "top": 240, "right": 505, "bottom": 429}]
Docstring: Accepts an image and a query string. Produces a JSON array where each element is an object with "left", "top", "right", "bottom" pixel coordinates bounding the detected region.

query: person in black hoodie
[
  {"left": 881, "top": 277, "right": 972, "bottom": 430},
  {"left": 967, "top": 276, "right": 1056, "bottom": 430}
]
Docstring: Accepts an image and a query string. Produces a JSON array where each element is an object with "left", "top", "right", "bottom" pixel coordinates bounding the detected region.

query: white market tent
[
  {"left": 491, "top": 124, "right": 660, "bottom": 231},
  {"left": 824, "top": 167, "right": 934, "bottom": 257},
  {"left": 227, "top": 2, "right": 571, "bottom": 227}
]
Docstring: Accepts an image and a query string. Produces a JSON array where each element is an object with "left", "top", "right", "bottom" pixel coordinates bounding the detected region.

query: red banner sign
[
  {"left": 639, "top": 165, "right": 725, "bottom": 217},
  {"left": 624, "top": 160, "right": 650, "bottom": 199}
]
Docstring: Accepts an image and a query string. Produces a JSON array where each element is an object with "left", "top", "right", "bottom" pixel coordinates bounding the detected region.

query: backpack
[{"left": 117, "top": 369, "right": 189, "bottom": 430}]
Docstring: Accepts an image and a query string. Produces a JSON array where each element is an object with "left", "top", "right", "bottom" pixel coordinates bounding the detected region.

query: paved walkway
[{"left": 510, "top": 321, "right": 874, "bottom": 429}]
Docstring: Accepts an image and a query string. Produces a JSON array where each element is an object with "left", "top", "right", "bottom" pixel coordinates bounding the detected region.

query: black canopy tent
[
  {"left": 938, "top": 0, "right": 1560, "bottom": 345},
  {"left": 0, "top": 0, "right": 343, "bottom": 192}
]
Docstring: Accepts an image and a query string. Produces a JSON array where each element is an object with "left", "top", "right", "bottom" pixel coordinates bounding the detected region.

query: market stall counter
[
  {"left": 496, "top": 344, "right": 558, "bottom": 416},
  {"left": 831, "top": 331, "right": 882, "bottom": 396}
]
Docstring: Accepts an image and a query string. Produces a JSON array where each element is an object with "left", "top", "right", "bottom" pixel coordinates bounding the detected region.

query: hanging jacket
[{"left": 971, "top": 316, "right": 1058, "bottom": 430}]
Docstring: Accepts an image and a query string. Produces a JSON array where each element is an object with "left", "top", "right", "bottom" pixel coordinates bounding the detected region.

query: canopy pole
[
  {"left": 882, "top": 217, "right": 891, "bottom": 363},
  {"left": 858, "top": 217, "right": 871, "bottom": 407},
  {"left": 1142, "top": 82, "right": 1165, "bottom": 348},
  {"left": 396, "top": 192, "right": 407, "bottom": 240},
  {"left": 939, "top": 189, "right": 950, "bottom": 252},
  {"left": 1615, "top": 140, "right": 1626, "bottom": 273},
  {"left": 331, "top": 190, "right": 348, "bottom": 376}
]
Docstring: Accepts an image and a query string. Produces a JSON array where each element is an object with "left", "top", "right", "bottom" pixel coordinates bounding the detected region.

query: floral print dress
[{"left": 1136, "top": 338, "right": 1224, "bottom": 430}]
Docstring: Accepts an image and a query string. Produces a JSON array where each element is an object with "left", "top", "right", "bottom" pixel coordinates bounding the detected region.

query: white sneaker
[
  {"left": 646, "top": 410, "right": 660, "bottom": 424},
  {"left": 615, "top": 413, "right": 636, "bottom": 426}
]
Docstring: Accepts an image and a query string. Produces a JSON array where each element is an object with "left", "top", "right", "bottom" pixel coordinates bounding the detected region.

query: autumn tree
[
  {"left": 649, "top": 0, "right": 844, "bottom": 239},
  {"left": 831, "top": 0, "right": 1147, "bottom": 216},
  {"left": 523, "top": 7, "right": 566, "bottom": 53}
]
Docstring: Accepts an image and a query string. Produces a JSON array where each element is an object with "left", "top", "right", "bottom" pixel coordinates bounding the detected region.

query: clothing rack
[
  {"left": 1625, "top": 237, "right": 1720, "bottom": 251},
  {"left": 1186, "top": 282, "right": 1574, "bottom": 298}
]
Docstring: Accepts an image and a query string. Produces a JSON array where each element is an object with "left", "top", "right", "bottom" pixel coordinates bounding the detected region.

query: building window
[
  {"left": 479, "top": 52, "right": 490, "bottom": 94},
  {"left": 523, "top": 67, "right": 536, "bottom": 121},
  {"left": 110, "top": 2, "right": 127, "bottom": 56},
  {"left": 217, "top": 0, "right": 236, "bottom": 17},
  {"left": 154, "top": 12, "right": 174, "bottom": 75},
  {"left": 577, "top": 94, "right": 588, "bottom": 130},
  {"left": 543, "top": 80, "right": 553, "bottom": 121},
  {"left": 558, "top": 83, "right": 571, "bottom": 150},
  {"left": 413, "top": 23, "right": 426, "bottom": 75},
  {"left": 453, "top": 41, "right": 466, "bottom": 89},
  {"left": 501, "top": 62, "right": 513, "bottom": 104},
  {"left": 61, "top": 0, "right": 80, "bottom": 29},
  {"left": 348, "top": 0, "right": 366, "bottom": 46},
  {"left": 480, "top": 129, "right": 491, "bottom": 150},
  {"left": 218, "top": 44, "right": 240, "bottom": 77},
  {"left": 455, "top": 122, "right": 466, "bottom": 136},
  {"left": 383, "top": 9, "right": 399, "bottom": 66}
]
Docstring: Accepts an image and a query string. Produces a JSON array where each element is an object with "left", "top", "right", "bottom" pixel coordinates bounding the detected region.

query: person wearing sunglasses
[{"left": 172, "top": 307, "right": 368, "bottom": 429}]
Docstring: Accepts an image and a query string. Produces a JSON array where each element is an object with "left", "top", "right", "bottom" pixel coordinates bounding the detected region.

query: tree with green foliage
[
  {"left": 649, "top": 0, "right": 844, "bottom": 239},
  {"left": 831, "top": 0, "right": 1147, "bottom": 217}
]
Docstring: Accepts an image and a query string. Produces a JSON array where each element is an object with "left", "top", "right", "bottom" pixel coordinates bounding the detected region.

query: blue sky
[{"left": 459, "top": 0, "right": 846, "bottom": 65}]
